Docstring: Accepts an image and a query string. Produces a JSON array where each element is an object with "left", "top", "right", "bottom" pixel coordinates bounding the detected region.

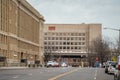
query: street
[{"left": 0, "top": 67, "right": 114, "bottom": 80}]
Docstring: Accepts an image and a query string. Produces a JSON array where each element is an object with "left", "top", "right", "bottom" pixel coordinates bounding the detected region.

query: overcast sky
[{"left": 27, "top": 0, "right": 120, "bottom": 42}]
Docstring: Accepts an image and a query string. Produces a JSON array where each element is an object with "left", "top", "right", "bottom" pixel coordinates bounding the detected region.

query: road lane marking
[
  {"left": 48, "top": 68, "right": 79, "bottom": 80},
  {"left": 94, "top": 69, "right": 97, "bottom": 80},
  {"left": 12, "top": 75, "right": 19, "bottom": 79},
  {"left": 94, "top": 77, "right": 96, "bottom": 80},
  {"left": 28, "top": 73, "right": 32, "bottom": 76},
  {"left": 40, "top": 72, "right": 43, "bottom": 73}
]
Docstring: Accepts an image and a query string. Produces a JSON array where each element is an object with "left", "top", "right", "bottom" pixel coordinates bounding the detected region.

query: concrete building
[
  {"left": 0, "top": 0, "right": 44, "bottom": 67},
  {"left": 44, "top": 24, "right": 102, "bottom": 66}
]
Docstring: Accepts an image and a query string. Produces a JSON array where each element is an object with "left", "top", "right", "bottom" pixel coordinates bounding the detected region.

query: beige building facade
[
  {"left": 0, "top": 0, "right": 44, "bottom": 67},
  {"left": 44, "top": 24, "right": 102, "bottom": 66}
]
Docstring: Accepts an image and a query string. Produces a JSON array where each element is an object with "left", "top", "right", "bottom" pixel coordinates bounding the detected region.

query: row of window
[
  {"left": 0, "top": 49, "right": 7, "bottom": 57},
  {"left": 44, "top": 46, "right": 86, "bottom": 50},
  {"left": 44, "top": 32, "right": 86, "bottom": 36},
  {"left": 44, "top": 37, "right": 86, "bottom": 41},
  {"left": 44, "top": 42, "right": 86, "bottom": 45},
  {"left": 0, "top": 34, "right": 7, "bottom": 44}
]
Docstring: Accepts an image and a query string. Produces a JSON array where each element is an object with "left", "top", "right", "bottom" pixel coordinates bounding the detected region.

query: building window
[
  {"left": 44, "top": 46, "right": 47, "bottom": 49},
  {"left": 44, "top": 33, "right": 47, "bottom": 35},
  {"left": 73, "top": 59, "right": 76, "bottom": 62},
  {"left": 75, "top": 33, "right": 77, "bottom": 36},
  {"left": 71, "top": 33, "right": 74, "bottom": 36},
  {"left": 63, "top": 42, "right": 66, "bottom": 45},
  {"left": 56, "top": 33, "right": 58, "bottom": 36},
  {"left": 67, "top": 33, "right": 70, "bottom": 36},
  {"left": 79, "top": 33, "right": 81, "bottom": 36},
  {"left": 52, "top": 33, "right": 55, "bottom": 35},
  {"left": 48, "top": 42, "right": 51, "bottom": 45},
  {"left": 52, "top": 47, "right": 54, "bottom": 50},
  {"left": 44, "top": 37, "right": 47, "bottom": 40},
  {"left": 63, "top": 33, "right": 66, "bottom": 36},
  {"left": 60, "top": 47, "right": 62, "bottom": 49},
  {"left": 75, "top": 42, "right": 77, "bottom": 45},
  {"left": 82, "top": 37, "right": 85, "bottom": 40},
  {"left": 63, "top": 47, "right": 66, "bottom": 49},
  {"left": 52, "top": 37, "right": 54, "bottom": 40},
  {"left": 56, "top": 37, "right": 58, "bottom": 40},
  {"left": 82, "top": 33, "right": 85, "bottom": 36},
  {"left": 52, "top": 42, "right": 54, "bottom": 45},
  {"left": 56, "top": 42, "right": 58, "bottom": 45},
  {"left": 67, "top": 42, "right": 70, "bottom": 45},
  {"left": 67, "top": 47, "right": 70, "bottom": 49},
  {"left": 67, "top": 37, "right": 69, "bottom": 40},
  {"left": 79, "top": 47, "right": 81, "bottom": 49},
  {"left": 60, "top": 42, "right": 62, "bottom": 45},
  {"left": 75, "top": 47, "right": 77, "bottom": 49},
  {"left": 79, "top": 38, "right": 81, "bottom": 40},
  {"left": 79, "top": 42, "right": 81, "bottom": 45},
  {"left": 48, "top": 37, "right": 51, "bottom": 40},
  {"left": 71, "top": 47, "right": 73, "bottom": 49},
  {"left": 64, "top": 37, "right": 66, "bottom": 40},
  {"left": 60, "top": 37, "right": 62, "bottom": 40},
  {"left": 55, "top": 47, "right": 58, "bottom": 49},
  {"left": 44, "top": 42, "right": 47, "bottom": 45},
  {"left": 60, "top": 33, "right": 62, "bottom": 36},
  {"left": 82, "top": 42, "right": 85, "bottom": 45},
  {"left": 71, "top": 37, "right": 73, "bottom": 40},
  {"left": 75, "top": 37, "right": 78, "bottom": 40}
]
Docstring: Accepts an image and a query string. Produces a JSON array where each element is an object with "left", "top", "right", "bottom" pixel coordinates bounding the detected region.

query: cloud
[{"left": 27, "top": 0, "right": 120, "bottom": 40}]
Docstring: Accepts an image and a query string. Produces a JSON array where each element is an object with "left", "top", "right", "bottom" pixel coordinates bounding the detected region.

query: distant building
[
  {"left": 44, "top": 24, "right": 102, "bottom": 66},
  {"left": 0, "top": 0, "right": 44, "bottom": 67}
]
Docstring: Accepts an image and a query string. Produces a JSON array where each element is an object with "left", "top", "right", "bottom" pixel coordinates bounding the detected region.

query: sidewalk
[
  {"left": 0, "top": 67, "right": 28, "bottom": 70},
  {"left": 0, "top": 66, "right": 44, "bottom": 70}
]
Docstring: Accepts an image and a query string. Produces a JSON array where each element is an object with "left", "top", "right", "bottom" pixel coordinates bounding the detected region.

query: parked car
[
  {"left": 46, "top": 61, "right": 55, "bottom": 67},
  {"left": 107, "top": 64, "right": 116, "bottom": 74},
  {"left": 54, "top": 61, "right": 59, "bottom": 67},
  {"left": 114, "top": 55, "right": 120, "bottom": 80},
  {"left": 72, "top": 64, "right": 79, "bottom": 67},
  {"left": 114, "top": 69, "right": 119, "bottom": 80},
  {"left": 46, "top": 61, "right": 59, "bottom": 67},
  {"left": 105, "top": 61, "right": 116, "bottom": 74},
  {"left": 61, "top": 62, "right": 68, "bottom": 67}
]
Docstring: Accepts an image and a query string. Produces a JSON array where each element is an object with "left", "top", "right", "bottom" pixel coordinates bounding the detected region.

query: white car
[
  {"left": 105, "top": 61, "right": 116, "bottom": 74},
  {"left": 114, "top": 69, "right": 119, "bottom": 80},
  {"left": 107, "top": 65, "right": 116, "bottom": 74},
  {"left": 54, "top": 61, "right": 59, "bottom": 67},
  {"left": 61, "top": 62, "right": 68, "bottom": 67},
  {"left": 46, "top": 61, "right": 59, "bottom": 67},
  {"left": 46, "top": 61, "right": 55, "bottom": 67}
]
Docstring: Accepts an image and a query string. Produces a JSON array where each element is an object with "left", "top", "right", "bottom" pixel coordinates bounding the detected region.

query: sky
[{"left": 27, "top": 0, "right": 120, "bottom": 43}]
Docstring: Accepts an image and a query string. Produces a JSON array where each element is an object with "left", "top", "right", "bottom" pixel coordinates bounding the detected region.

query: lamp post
[{"left": 104, "top": 28, "right": 120, "bottom": 55}]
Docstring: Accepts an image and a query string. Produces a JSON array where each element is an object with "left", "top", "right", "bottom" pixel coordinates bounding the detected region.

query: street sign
[{"left": 111, "top": 56, "right": 117, "bottom": 62}]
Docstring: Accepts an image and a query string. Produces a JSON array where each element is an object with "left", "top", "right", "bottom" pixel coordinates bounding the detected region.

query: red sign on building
[{"left": 48, "top": 26, "right": 55, "bottom": 30}]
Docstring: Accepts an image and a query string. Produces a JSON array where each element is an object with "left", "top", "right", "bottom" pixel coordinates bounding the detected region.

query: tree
[{"left": 89, "top": 37, "right": 111, "bottom": 65}]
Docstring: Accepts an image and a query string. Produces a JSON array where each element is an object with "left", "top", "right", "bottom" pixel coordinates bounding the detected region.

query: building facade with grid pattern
[
  {"left": 0, "top": 0, "right": 44, "bottom": 67},
  {"left": 44, "top": 24, "right": 102, "bottom": 66}
]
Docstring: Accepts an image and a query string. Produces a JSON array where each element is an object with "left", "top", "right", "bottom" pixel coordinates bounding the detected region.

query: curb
[
  {"left": 0, "top": 67, "right": 44, "bottom": 70},
  {"left": 0, "top": 67, "right": 28, "bottom": 70}
]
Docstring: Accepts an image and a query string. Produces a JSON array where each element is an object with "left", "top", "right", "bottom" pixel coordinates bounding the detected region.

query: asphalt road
[
  {"left": 56, "top": 68, "right": 114, "bottom": 80},
  {"left": 0, "top": 67, "right": 114, "bottom": 80}
]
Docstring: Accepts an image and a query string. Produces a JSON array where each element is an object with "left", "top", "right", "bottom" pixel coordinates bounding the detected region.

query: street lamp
[{"left": 104, "top": 27, "right": 120, "bottom": 54}]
